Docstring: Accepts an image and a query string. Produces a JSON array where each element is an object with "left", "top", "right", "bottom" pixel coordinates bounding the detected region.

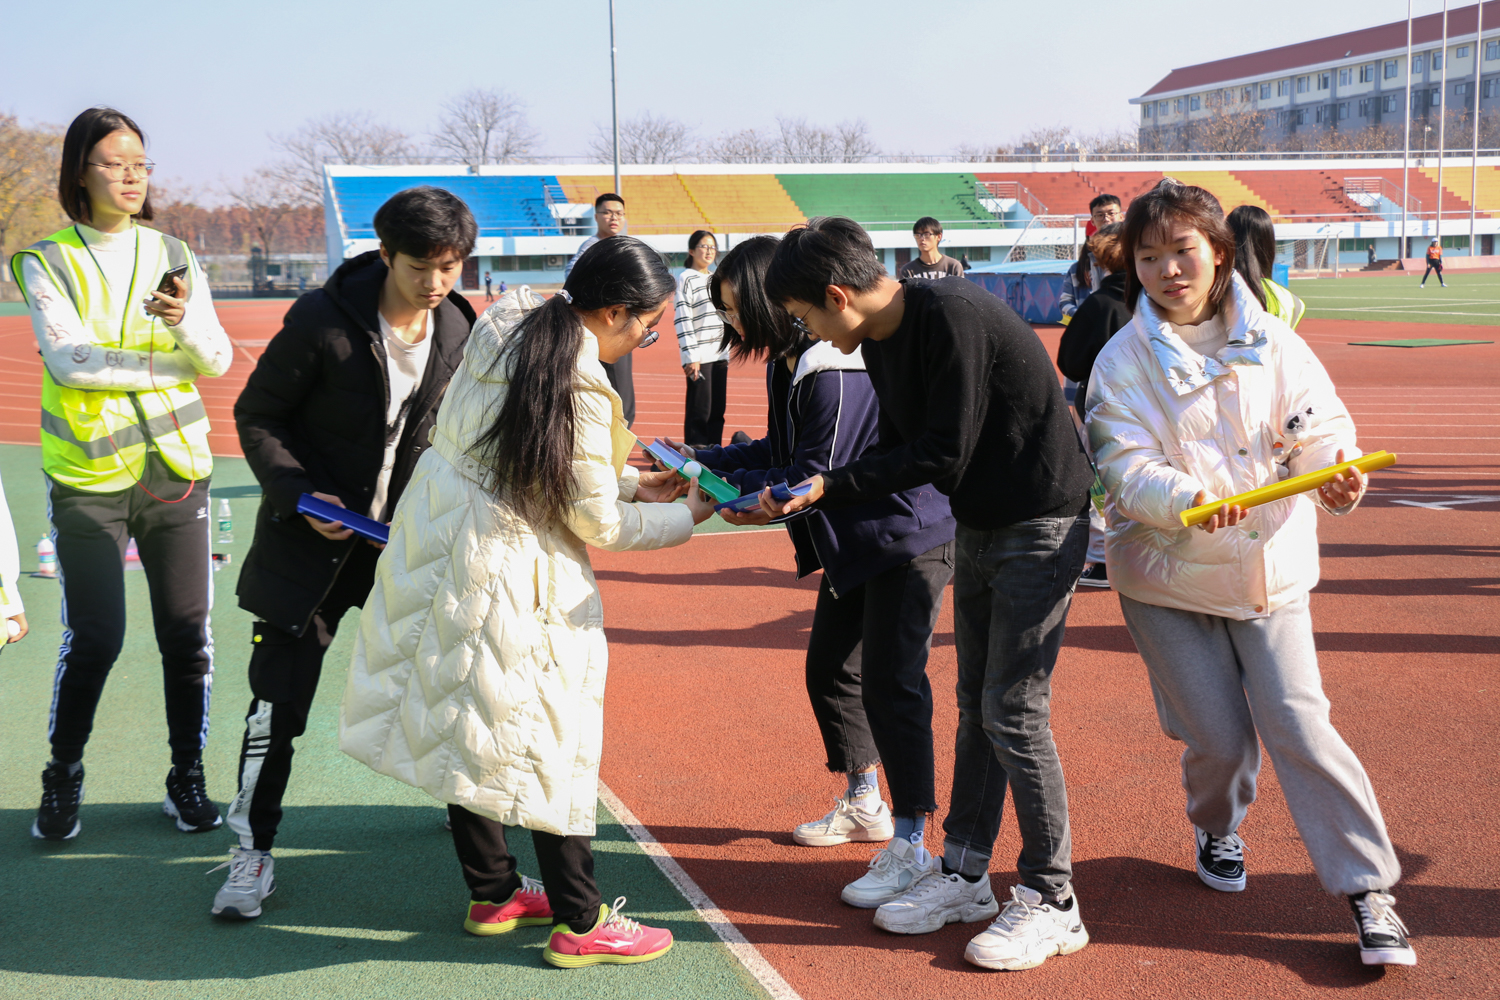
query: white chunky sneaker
[
  {"left": 210, "top": 847, "right": 276, "bottom": 919},
  {"left": 792, "top": 794, "right": 894, "bottom": 847},
  {"left": 841, "top": 837, "right": 938, "bottom": 908},
  {"left": 873, "top": 868, "right": 999, "bottom": 934},
  {"left": 964, "top": 884, "right": 1090, "bottom": 971}
]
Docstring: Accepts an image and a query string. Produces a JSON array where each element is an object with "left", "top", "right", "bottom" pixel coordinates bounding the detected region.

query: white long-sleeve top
[
  {"left": 0, "top": 470, "right": 22, "bottom": 618},
  {"left": 674, "top": 268, "right": 729, "bottom": 366},
  {"left": 21, "top": 224, "right": 232, "bottom": 390}
]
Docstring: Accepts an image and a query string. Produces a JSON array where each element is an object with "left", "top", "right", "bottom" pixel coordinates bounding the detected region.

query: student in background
[
  {"left": 1087, "top": 180, "right": 1413, "bottom": 968},
  {"left": 1421, "top": 238, "right": 1446, "bottom": 288},
  {"left": 484, "top": 271, "right": 494, "bottom": 301},
  {"left": 675, "top": 236, "right": 956, "bottom": 910},
  {"left": 675, "top": 230, "right": 730, "bottom": 449},
  {"left": 1366, "top": 243, "right": 1377, "bottom": 267},
  {"left": 764, "top": 217, "right": 1095, "bottom": 972},
  {"left": 1059, "top": 195, "right": 1124, "bottom": 323},
  {"left": 1226, "top": 205, "right": 1304, "bottom": 328},
  {"left": 13, "top": 106, "right": 232, "bottom": 843},
  {"left": 899, "top": 217, "right": 965, "bottom": 280},
  {"left": 342, "top": 237, "right": 715, "bottom": 968},
  {"left": 567, "top": 193, "right": 636, "bottom": 424},
  {"left": 1055, "top": 223, "right": 1129, "bottom": 590},
  {"left": 0, "top": 468, "right": 26, "bottom": 650},
  {"left": 214, "top": 187, "right": 479, "bottom": 920}
]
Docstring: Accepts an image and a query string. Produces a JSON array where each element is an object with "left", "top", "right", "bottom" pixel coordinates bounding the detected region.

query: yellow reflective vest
[
  {"left": 1262, "top": 278, "right": 1306, "bottom": 330},
  {"left": 11, "top": 225, "right": 214, "bottom": 492}
]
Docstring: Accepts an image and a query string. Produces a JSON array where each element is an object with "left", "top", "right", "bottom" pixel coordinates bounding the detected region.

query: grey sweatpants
[{"left": 1119, "top": 591, "right": 1400, "bottom": 897}]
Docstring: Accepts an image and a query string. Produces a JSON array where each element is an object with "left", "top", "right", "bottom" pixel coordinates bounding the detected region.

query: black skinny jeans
[
  {"left": 804, "top": 540, "right": 954, "bottom": 817},
  {"left": 448, "top": 804, "right": 600, "bottom": 931}
]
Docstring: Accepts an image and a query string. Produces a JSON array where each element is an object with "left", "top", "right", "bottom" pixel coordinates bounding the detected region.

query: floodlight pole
[
  {"left": 1438, "top": 0, "right": 1449, "bottom": 241},
  {"left": 1470, "top": 1, "right": 1483, "bottom": 258},
  {"left": 1402, "top": 0, "right": 1413, "bottom": 260},
  {"left": 609, "top": 0, "right": 622, "bottom": 198}
]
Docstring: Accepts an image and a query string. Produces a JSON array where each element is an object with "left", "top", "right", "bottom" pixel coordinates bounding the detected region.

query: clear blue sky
[{"left": 0, "top": 0, "right": 1461, "bottom": 193}]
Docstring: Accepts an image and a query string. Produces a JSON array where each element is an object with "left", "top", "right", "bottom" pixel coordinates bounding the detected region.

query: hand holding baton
[{"left": 1179, "top": 451, "right": 1397, "bottom": 529}]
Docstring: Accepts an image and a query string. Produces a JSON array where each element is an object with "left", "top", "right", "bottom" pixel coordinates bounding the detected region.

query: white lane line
[{"left": 598, "top": 781, "right": 804, "bottom": 1000}]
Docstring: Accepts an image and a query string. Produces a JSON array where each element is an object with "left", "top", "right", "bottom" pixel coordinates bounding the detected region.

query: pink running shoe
[
  {"left": 542, "top": 896, "right": 674, "bottom": 967},
  {"left": 463, "top": 875, "right": 553, "bottom": 936}
]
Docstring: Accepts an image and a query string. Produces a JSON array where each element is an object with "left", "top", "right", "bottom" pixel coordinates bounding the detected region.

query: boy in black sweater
[{"left": 764, "top": 217, "right": 1094, "bottom": 972}]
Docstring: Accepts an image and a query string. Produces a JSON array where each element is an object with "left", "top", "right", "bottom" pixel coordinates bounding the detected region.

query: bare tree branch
[
  {"left": 0, "top": 115, "right": 65, "bottom": 276},
  {"left": 268, "top": 112, "right": 418, "bottom": 206},
  {"left": 225, "top": 168, "right": 298, "bottom": 257},
  {"left": 697, "top": 127, "right": 780, "bottom": 163},
  {"left": 588, "top": 113, "right": 695, "bottom": 164},
  {"left": 430, "top": 88, "right": 539, "bottom": 166}
]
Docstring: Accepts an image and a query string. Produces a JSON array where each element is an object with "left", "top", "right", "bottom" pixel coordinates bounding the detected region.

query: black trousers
[
  {"left": 226, "top": 545, "right": 377, "bottom": 851},
  {"left": 601, "top": 352, "right": 635, "bottom": 427},
  {"left": 448, "top": 804, "right": 600, "bottom": 928},
  {"left": 683, "top": 360, "right": 728, "bottom": 447},
  {"left": 46, "top": 455, "right": 214, "bottom": 766},
  {"left": 1421, "top": 260, "right": 1445, "bottom": 284},
  {"left": 804, "top": 540, "right": 954, "bottom": 817}
]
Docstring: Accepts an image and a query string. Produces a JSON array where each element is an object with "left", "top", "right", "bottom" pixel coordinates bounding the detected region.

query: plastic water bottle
[
  {"left": 217, "top": 498, "right": 234, "bottom": 543},
  {"left": 125, "top": 537, "right": 141, "bottom": 570},
  {"left": 35, "top": 536, "right": 56, "bottom": 578}
]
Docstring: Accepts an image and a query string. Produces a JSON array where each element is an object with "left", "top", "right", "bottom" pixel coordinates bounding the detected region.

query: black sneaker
[
  {"left": 1195, "top": 827, "right": 1246, "bottom": 892},
  {"left": 1350, "top": 891, "right": 1416, "bottom": 966},
  {"left": 1077, "top": 563, "right": 1110, "bottom": 588},
  {"left": 730, "top": 430, "right": 752, "bottom": 445},
  {"left": 33, "top": 761, "right": 84, "bottom": 840},
  {"left": 164, "top": 762, "right": 223, "bottom": 833}
]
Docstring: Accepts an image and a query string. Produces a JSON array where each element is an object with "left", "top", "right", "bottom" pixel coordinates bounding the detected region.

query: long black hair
[
  {"left": 58, "top": 107, "right": 154, "bottom": 225},
  {"left": 477, "top": 236, "right": 675, "bottom": 527},
  {"left": 1226, "top": 204, "right": 1276, "bottom": 310},
  {"left": 709, "top": 236, "right": 805, "bottom": 363}
]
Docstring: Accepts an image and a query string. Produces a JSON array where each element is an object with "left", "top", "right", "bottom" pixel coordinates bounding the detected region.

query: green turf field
[
  {"left": 0, "top": 444, "right": 769, "bottom": 1000},
  {"left": 1293, "top": 271, "right": 1500, "bottom": 326}
]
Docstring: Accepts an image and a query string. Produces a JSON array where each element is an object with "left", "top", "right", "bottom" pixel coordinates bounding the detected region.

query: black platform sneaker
[
  {"left": 33, "top": 761, "right": 84, "bottom": 840},
  {"left": 164, "top": 762, "right": 223, "bottom": 833},
  {"left": 1195, "top": 827, "right": 1246, "bottom": 892},
  {"left": 1350, "top": 891, "right": 1416, "bottom": 966}
]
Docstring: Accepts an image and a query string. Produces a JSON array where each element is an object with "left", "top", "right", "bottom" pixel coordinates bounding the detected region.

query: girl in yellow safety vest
[
  {"left": 1227, "top": 204, "right": 1306, "bottom": 329},
  {"left": 11, "top": 107, "right": 232, "bottom": 843}
]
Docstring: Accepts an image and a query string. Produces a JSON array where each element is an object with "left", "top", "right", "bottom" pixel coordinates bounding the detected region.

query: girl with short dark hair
[{"left": 674, "top": 229, "right": 729, "bottom": 447}]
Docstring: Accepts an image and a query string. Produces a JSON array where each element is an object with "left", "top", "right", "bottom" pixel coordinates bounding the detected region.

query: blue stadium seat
[{"left": 330, "top": 174, "right": 562, "bottom": 240}]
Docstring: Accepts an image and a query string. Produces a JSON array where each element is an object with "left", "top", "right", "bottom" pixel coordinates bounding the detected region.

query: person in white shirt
[{"left": 674, "top": 230, "right": 730, "bottom": 448}]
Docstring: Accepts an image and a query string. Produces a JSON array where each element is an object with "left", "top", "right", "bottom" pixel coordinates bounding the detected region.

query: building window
[
  {"left": 1318, "top": 72, "right": 1331, "bottom": 90},
  {"left": 1359, "top": 98, "right": 1372, "bottom": 116},
  {"left": 1433, "top": 86, "right": 1443, "bottom": 106},
  {"left": 1456, "top": 82, "right": 1471, "bottom": 96},
  {"left": 1458, "top": 45, "right": 1470, "bottom": 58},
  {"left": 1433, "top": 51, "right": 1443, "bottom": 69},
  {"left": 1242, "top": 86, "right": 1253, "bottom": 102},
  {"left": 1260, "top": 82, "right": 1272, "bottom": 99},
  {"left": 1190, "top": 94, "right": 1201, "bottom": 110},
  {"left": 1440, "top": 235, "right": 1470, "bottom": 249},
  {"left": 1382, "top": 94, "right": 1399, "bottom": 113},
  {"left": 1296, "top": 75, "right": 1309, "bottom": 93},
  {"left": 1159, "top": 100, "right": 1168, "bottom": 114},
  {"left": 1174, "top": 98, "right": 1184, "bottom": 113},
  {"left": 1488, "top": 41, "right": 1500, "bottom": 61},
  {"left": 1384, "top": 60, "right": 1399, "bottom": 79},
  {"left": 1485, "top": 78, "right": 1498, "bottom": 98},
  {"left": 1339, "top": 101, "right": 1350, "bottom": 119},
  {"left": 1277, "top": 110, "right": 1289, "bottom": 126},
  {"left": 1339, "top": 67, "right": 1352, "bottom": 86},
  {"left": 1359, "top": 63, "right": 1376, "bottom": 83},
  {"left": 1277, "top": 79, "right": 1290, "bottom": 96}
]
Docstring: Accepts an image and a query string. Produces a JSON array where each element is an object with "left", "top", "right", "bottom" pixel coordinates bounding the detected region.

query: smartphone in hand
[{"left": 154, "top": 264, "right": 189, "bottom": 298}]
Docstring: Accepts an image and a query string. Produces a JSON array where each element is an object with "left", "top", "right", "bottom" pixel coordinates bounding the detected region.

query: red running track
[{"left": 3, "top": 296, "right": 1497, "bottom": 996}]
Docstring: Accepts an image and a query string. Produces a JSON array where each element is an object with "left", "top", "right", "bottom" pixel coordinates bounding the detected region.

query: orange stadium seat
[
  {"left": 556, "top": 174, "right": 708, "bottom": 235},
  {"left": 677, "top": 175, "right": 805, "bottom": 233}
]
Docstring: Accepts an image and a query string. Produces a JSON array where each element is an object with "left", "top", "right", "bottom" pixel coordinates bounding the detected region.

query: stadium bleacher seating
[
  {"left": 678, "top": 175, "right": 805, "bottom": 231},
  {"left": 330, "top": 174, "right": 560, "bottom": 238},
  {"left": 559, "top": 175, "right": 707, "bottom": 235},
  {"left": 1230, "top": 170, "right": 1369, "bottom": 221},
  {"left": 774, "top": 173, "right": 994, "bottom": 230}
]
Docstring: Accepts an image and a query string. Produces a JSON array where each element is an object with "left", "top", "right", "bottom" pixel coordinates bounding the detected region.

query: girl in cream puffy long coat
[{"left": 340, "top": 290, "right": 694, "bottom": 837}]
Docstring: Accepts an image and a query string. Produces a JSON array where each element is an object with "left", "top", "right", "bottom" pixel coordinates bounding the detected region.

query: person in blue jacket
[{"left": 666, "top": 236, "right": 956, "bottom": 911}]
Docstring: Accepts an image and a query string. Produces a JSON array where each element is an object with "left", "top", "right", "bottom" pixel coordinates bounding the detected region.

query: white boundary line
[{"left": 598, "top": 781, "right": 804, "bottom": 1000}]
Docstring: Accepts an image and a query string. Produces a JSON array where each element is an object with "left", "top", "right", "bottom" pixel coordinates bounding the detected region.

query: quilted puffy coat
[
  {"left": 339, "top": 290, "right": 695, "bottom": 836},
  {"left": 1084, "top": 274, "right": 1361, "bottom": 621}
]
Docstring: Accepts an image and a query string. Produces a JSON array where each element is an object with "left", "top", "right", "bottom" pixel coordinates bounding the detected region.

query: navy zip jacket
[{"left": 694, "top": 341, "right": 955, "bottom": 597}]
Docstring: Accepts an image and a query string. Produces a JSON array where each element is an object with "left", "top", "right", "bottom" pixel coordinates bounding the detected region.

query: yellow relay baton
[{"left": 1178, "top": 451, "right": 1398, "bottom": 528}]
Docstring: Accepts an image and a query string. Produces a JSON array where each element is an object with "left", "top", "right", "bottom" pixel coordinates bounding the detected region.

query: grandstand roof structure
[{"left": 322, "top": 158, "right": 1500, "bottom": 265}]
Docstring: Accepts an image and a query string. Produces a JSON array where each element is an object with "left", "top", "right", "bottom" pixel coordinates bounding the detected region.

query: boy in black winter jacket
[
  {"left": 764, "top": 217, "right": 1094, "bottom": 973},
  {"left": 210, "top": 187, "right": 477, "bottom": 920}
]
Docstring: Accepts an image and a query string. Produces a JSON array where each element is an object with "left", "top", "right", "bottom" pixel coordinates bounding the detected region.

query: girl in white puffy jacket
[{"left": 1084, "top": 180, "right": 1414, "bottom": 969}]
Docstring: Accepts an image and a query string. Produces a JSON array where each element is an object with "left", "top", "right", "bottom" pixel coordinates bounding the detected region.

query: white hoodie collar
[
  {"left": 791, "top": 339, "right": 865, "bottom": 387},
  {"left": 1136, "top": 272, "right": 1273, "bottom": 396}
]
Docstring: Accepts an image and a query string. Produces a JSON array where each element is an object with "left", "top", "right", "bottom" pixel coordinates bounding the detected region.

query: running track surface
[{"left": 2, "top": 296, "right": 1497, "bottom": 997}]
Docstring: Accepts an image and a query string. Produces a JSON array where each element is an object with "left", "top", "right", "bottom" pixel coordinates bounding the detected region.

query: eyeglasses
[
  {"left": 791, "top": 303, "right": 816, "bottom": 338},
  {"left": 715, "top": 308, "right": 739, "bottom": 329},
  {"left": 88, "top": 160, "right": 155, "bottom": 179},
  {"left": 598, "top": 209, "right": 626, "bottom": 219},
  {"left": 631, "top": 314, "right": 659, "bottom": 348}
]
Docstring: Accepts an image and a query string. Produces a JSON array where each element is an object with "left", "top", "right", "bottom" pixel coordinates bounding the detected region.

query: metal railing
[
  {"left": 1343, "top": 176, "right": 1422, "bottom": 216},
  {"left": 976, "top": 181, "right": 1049, "bottom": 216}
]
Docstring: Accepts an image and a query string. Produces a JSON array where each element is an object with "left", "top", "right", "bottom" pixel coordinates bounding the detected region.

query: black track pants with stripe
[
  {"left": 46, "top": 456, "right": 214, "bottom": 767},
  {"left": 226, "top": 545, "right": 376, "bottom": 851}
]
